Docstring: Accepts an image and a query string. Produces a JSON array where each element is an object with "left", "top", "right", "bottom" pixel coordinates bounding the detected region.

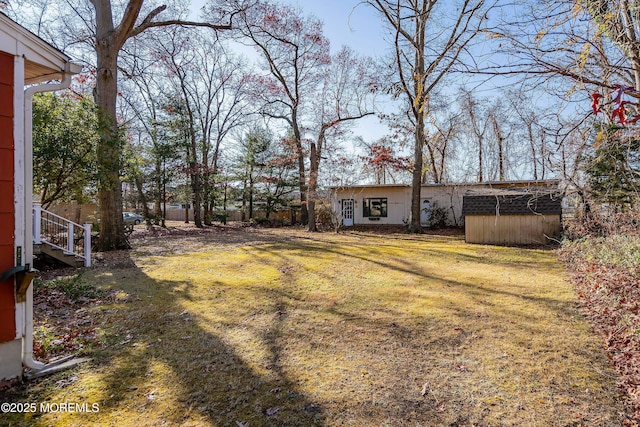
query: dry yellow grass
[{"left": 3, "top": 227, "right": 627, "bottom": 426}]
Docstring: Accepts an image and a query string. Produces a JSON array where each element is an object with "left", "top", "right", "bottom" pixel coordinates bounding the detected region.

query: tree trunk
[
  {"left": 188, "top": 128, "right": 203, "bottom": 227},
  {"left": 249, "top": 174, "right": 254, "bottom": 220},
  {"left": 408, "top": 119, "right": 424, "bottom": 233},
  {"left": 155, "top": 158, "right": 163, "bottom": 225},
  {"left": 490, "top": 114, "right": 506, "bottom": 181},
  {"left": 426, "top": 143, "right": 439, "bottom": 183},
  {"left": 528, "top": 122, "right": 538, "bottom": 181},
  {"left": 134, "top": 174, "right": 150, "bottom": 226},
  {"left": 408, "top": 13, "right": 426, "bottom": 234},
  {"left": 222, "top": 182, "right": 228, "bottom": 225},
  {"left": 478, "top": 133, "right": 484, "bottom": 182},
  {"left": 95, "top": 39, "right": 128, "bottom": 250},
  {"left": 241, "top": 177, "right": 248, "bottom": 222},
  {"left": 498, "top": 135, "right": 505, "bottom": 181},
  {"left": 308, "top": 142, "right": 320, "bottom": 232},
  {"left": 161, "top": 161, "right": 166, "bottom": 228},
  {"left": 74, "top": 202, "right": 82, "bottom": 224},
  {"left": 292, "top": 115, "right": 308, "bottom": 225}
]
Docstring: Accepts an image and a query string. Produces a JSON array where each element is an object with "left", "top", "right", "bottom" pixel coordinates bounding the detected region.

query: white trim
[
  {"left": 13, "top": 52, "right": 24, "bottom": 341},
  {"left": 0, "top": 13, "right": 75, "bottom": 83},
  {"left": 23, "top": 67, "right": 75, "bottom": 371}
]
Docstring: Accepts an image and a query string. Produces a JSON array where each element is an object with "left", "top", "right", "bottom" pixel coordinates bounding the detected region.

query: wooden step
[{"left": 40, "top": 245, "right": 84, "bottom": 268}]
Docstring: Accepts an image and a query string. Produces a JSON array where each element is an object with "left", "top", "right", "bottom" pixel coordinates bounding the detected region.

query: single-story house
[
  {"left": 0, "top": 12, "right": 81, "bottom": 380},
  {"left": 331, "top": 180, "right": 561, "bottom": 228}
]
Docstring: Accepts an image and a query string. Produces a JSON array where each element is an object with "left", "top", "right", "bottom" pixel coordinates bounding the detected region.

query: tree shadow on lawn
[
  {"left": 15, "top": 229, "right": 627, "bottom": 426},
  {"left": 25, "top": 252, "right": 327, "bottom": 427},
  {"left": 246, "top": 235, "right": 627, "bottom": 425},
  {"left": 255, "top": 236, "right": 575, "bottom": 319}
]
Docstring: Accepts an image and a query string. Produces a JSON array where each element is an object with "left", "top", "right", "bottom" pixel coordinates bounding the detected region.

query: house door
[
  {"left": 342, "top": 199, "right": 354, "bottom": 226},
  {"left": 420, "top": 199, "right": 431, "bottom": 226}
]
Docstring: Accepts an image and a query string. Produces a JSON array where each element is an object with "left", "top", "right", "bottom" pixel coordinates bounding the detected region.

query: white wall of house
[
  {"left": 332, "top": 181, "right": 560, "bottom": 228},
  {"left": 333, "top": 185, "right": 410, "bottom": 226},
  {"left": 420, "top": 184, "right": 477, "bottom": 227},
  {"left": 333, "top": 185, "right": 470, "bottom": 226}
]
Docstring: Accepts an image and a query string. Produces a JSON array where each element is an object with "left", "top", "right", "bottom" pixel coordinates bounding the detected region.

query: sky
[
  {"left": 190, "top": 0, "right": 389, "bottom": 57},
  {"left": 189, "top": 0, "right": 392, "bottom": 144}
]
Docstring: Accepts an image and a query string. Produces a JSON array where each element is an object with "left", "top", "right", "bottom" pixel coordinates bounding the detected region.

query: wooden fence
[{"left": 164, "top": 209, "right": 293, "bottom": 224}]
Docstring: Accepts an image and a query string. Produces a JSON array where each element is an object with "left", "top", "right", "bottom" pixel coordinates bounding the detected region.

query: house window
[{"left": 363, "top": 198, "right": 387, "bottom": 218}]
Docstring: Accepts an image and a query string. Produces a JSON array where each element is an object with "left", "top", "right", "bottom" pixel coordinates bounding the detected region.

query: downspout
[{"left": 22, "top": 64, "right": 74, "bottom": 370}]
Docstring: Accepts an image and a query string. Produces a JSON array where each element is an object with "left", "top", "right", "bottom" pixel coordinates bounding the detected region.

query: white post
[
  {"left": 67, "top": 222, "right": 74, "bottom": 254},
  {"left": 83, "top": 223, "right": 91, "bottom": 267},
  {"left": 32, "top": 203, "right": 41, "bottom": 244}
]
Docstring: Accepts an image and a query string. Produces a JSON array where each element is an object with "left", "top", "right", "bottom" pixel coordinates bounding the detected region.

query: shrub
[
  {"left": 213, "top": 211, "right": 228, "bottom": 224},
  {"left": 561, "top": 235, "right": 640, "bottom": 273},
  {"left": 426, "top": 201, "right": 449, "bottom": 229},
  {"left": 564, "top": 208, "right": 640, "bottom": 240}
]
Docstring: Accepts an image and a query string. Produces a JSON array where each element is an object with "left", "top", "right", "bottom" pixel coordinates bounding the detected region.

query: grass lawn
[{"left": 2, "top": 226, "right": 627, "bottom": 426}]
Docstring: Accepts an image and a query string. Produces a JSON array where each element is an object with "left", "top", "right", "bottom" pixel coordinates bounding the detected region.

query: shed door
[
  {"left": 420, "top": 199, "right": 431, "bottom": 226},
  {"left": 342, "top": 199, "right": 354, "bottom": 226}
]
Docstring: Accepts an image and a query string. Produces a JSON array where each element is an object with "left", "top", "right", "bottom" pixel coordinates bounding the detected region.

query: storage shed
[{"left": 462, "top": 188, "right": 563, "bottom": 245}]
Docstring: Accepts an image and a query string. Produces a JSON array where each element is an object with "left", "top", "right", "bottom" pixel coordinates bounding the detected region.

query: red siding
[{"left": 0, "top": 51, "right": 15, "bottom": 343}]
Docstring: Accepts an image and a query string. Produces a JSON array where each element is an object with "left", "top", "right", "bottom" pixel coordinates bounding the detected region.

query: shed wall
[{"left": 465, "top": 214, "right": 561, "bottom": 245}]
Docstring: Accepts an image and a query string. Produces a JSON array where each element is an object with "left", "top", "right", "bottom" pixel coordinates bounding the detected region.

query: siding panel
[
  {"left": 0, "top": 50, "right": 15, "bottom": 343},
  {"left": 465, "top": 215, "right": 561, "bottom": 245}
]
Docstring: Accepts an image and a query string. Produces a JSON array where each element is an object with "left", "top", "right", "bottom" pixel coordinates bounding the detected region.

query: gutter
[{"left": 22, "top": 62, "right": 80, "bottom": 371}]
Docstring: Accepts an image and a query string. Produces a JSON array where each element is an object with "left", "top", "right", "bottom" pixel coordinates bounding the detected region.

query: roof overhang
[
  {"left": 421, "top": 179, "right": 561, "bottom": 188},
  {"left": 331, "top": 184, "right": 411, "bottom": 190},
  {"left": 0, "top": 12, "right": 82, "bottom": 84}
]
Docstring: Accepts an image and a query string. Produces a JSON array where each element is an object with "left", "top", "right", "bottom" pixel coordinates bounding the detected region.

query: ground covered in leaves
[
  {"left": 560, "top": 235, "right": 640, "bottom": 425},
  {"left": 0, "top": 223, "right": 632, "bottom": 426}
]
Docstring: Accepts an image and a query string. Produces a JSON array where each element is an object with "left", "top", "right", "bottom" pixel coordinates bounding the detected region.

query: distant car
[{"left": 123, "top": 212, "right": 144, "bottom": 225}]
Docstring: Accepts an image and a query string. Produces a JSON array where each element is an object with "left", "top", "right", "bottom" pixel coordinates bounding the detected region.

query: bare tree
[
  {"left": 10, "top": 0, "right": 241, "bottom": 248},
  {"left": 424, "top": 108, "right": 461, "bottom": 183},
  {"left": 486, "top": 99, "right": 512, "bottom": 181},
  {"left": 307, "top": 47, "right": 377, "bottom": 231},
  {"left": 119, "top": 36, "right": 169, "bottom": 225},
  {"left": 458, "top": 88, "right": 489, "bottom": 182},
  {"left": 233, "top": 1, "right": 331, "bottom": 226},
  {"left": 364, "top": 0, "right": 492, "bottom": 232},
  {"left": 90, "top": 0, "right": 246, "bottom": 247}
]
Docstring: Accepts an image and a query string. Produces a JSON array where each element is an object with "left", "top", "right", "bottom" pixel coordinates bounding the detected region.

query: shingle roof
[{"left": 462, "top": 188, "right": 563, "bottom": 216}]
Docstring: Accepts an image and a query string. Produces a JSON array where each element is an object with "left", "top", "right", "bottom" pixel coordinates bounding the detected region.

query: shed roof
[{"left": 462, "top": 188, "right": 563, "bottom": 216}]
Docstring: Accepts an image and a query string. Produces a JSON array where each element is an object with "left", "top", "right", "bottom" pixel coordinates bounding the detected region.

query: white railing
[{"left": 33, "top": 203, "right": 92, "bottom": 267}]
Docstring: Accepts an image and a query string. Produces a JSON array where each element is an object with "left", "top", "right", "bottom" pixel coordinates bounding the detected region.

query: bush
[
  {"left": 426, "top": 201, "right": 449, "bottom": 229},
  {"left": 561, "top": 235, "right": 640, "bottom": 272},
  {"left": 564, "top": 208, "right": 640, "bottom": 240},
  {"left": 213, "top": 211, "right": 228, "bottom": 224},
  {"left": 315, "top": 203, "right": 335, "bottom": 229}
]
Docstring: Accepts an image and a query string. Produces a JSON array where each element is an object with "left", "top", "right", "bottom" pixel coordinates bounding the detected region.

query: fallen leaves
[
  {"left": 32, "top": 273, "right": 120, "bottom": 362},
  {"left": 561, "top": 239, "right": 640, "bottom": 423},
  {"left": 264, "top": 406, "right": 279, "bottom": 416}
]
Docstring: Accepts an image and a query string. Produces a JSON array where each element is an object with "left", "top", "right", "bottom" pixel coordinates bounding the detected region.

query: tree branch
[{"left": 130, "top": 19, "right": 232, "bottom": 39}]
